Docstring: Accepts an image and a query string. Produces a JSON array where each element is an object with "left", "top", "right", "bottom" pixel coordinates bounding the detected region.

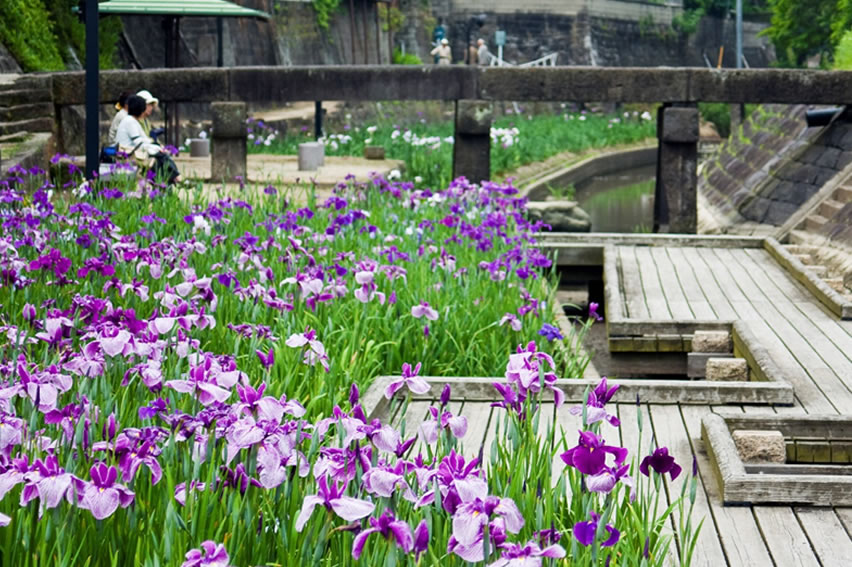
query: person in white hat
[
  {"left": 136, "top": 89, "right": 159, "bottom": 139},
  {"left": 115, "top": 94, "right": 182, "bottom": 185},
  {"left": 430, "top": 38, "right": 452, "bottom": 65}
]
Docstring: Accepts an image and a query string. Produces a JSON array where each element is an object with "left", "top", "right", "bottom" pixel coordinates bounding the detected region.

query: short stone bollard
[
  {"left": 190, "top": 139, "right": 210, "bottom": 158},
  {"left": 732, "top": 430, "right": 787, "bottom": 464},
  {"left": 364, "top": 145, "right": 385, "bottom": 160},
  {"left": 691, "top": 330, "right": 732, "bottom": 353},
  {"left": 706, "top": 357, "right": 748, "bottom": 381},
  {"left": 298, "top": 142, "right": 325, "bottom": 171},
  {"left": 211, "top": 102, "right": 247, "bottom": 181}
]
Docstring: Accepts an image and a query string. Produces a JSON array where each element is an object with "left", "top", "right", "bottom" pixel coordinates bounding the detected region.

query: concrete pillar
[
  {"left": 452, "top": 100, "right": 492, "bottom": 184},
  {"left": 729, "top": 103, "right": 745, "bottom": 136},
  {"left": 211, "top": 102, "right": 246, "bottom": 181},
  {"left": 654, "top": 104, "right": 699, "bottom": 233}
]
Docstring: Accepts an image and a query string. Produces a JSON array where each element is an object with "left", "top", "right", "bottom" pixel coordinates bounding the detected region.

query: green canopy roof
[{"left": 97, "top": 0, "right": 270, "bottom": 19}]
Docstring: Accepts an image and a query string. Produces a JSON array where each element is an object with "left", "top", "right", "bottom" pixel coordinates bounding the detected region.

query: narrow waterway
[{"left": 574, "top": 164, "right": 655, "bottom": 233}]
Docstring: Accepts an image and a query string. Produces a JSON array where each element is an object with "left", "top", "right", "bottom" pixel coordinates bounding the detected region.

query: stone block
[
  {"left": 211, "top": 102, "right": 246, "bottom": 139},
  {"left": 732, "top": 430, "right": 786, "bottom": 464},
  {"left": 691, "top": 330, "right": 732, "bottom": 353},
  {"left": 687, "top": 352, "right": 732, "bottom": 378},
  {"left": 455, "top": 100, "right": 493, "bottom": 135},
  {"left": 453, "top": 132, "right": 490, "bottom": 184},
  {"left": 706, "top": 357, "right": 748, "bottom": 381},
  {"left": 525, "top": 200, "right": 592, "bottom": 232},
  {"left": 190, "top": 139, "right": 210, "bottom": 158},
  {"left": 211, "top": 138, "right": 246, "bottom": 181},
  {"left": 298, "top": 142, "right": 325, "bottom": 171},
  {"left": 660, "top": 107, "right": 699, "bottom": 143},
  {"left": 53, "top": 68, "right": 230, "bottom": 105},
  {"left": 364, "top": 145, "right": 385, "bottom": 160}
]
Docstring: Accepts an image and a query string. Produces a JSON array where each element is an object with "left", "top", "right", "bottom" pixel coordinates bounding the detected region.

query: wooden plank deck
[
  {"left": 386, "top": 399, "right": 852, "bottom": 566},
  {"left": 613, "top": 245, "right": 852, "bottom": 413}
]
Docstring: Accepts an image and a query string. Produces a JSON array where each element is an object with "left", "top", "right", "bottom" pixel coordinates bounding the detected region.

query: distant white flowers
[{"left": 490, "top": 127, "right": 520, "bottom": 148}]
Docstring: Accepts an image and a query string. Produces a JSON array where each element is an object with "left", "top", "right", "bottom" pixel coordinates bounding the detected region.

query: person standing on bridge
[
  {"left": 431, "top": 38, "right": 452, "bottom": 65},
  {"left": 476, "top": 39, "right": 492, "bottom": 66}
]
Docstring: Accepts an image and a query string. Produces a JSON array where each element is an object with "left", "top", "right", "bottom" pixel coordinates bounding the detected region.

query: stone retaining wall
[{"left": 700, "top": 106, "right": 852, "bottom": 227}]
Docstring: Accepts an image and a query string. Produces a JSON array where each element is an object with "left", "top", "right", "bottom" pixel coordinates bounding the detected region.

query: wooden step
[
  {"left": 0, "top": 102, "right": 53, "bottom": 122},
  {"left": 805, "top": 214, "right": 828, "bottom": 232},
  {"left": 0, "top": 89, "right": 52, "bottom": 107},
  {"left": 819, "top": 199, "right": 844, "bottom": 218},
  {"left": 835, "top": 186, "right": 852, "bottom": 204},
  {"left": 0, "top": 117, "right": 52, "bottom": 136}
]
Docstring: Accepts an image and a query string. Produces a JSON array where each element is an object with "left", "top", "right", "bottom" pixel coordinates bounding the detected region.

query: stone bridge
[{"left": 46, "top": 65, "right": 852, "bottom": 232}]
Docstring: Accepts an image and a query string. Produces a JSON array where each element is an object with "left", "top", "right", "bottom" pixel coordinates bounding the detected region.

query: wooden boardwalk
[
  {"left": 612, "top": 245, "right": 852, "bottom": 414},
  {"left": 369, "top": 240, "right": 852, "bottom": 566},
  {"left": 385, "top": 396, "right": 852, "bottom": 567}
]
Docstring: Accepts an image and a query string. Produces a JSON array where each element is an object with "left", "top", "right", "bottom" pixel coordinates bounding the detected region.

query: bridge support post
[
  {"left": 654, "top": 104, "right": 699, "bottom": 234},
  {"left": 211, "top": 102, "right": 247, "bottom": 182},
  {"left": 452, "top": 100, "right": 492, "bottom": 184}
]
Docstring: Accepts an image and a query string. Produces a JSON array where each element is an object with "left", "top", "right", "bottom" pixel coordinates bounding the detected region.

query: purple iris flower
[
  {"left": 586, "top": 463, "right": 635, "bottom": 501},
  {"left": 537, "top": 323, "right": 563, "bottom": 342},
  {"left": 559, "top": 430, "right": 628, "bottom": 476},
  {"left": 352, "top": 509, "right": 414, "bottom": 559},
  {"left": 255, "top": 347, "right": 274, "bottom": 370},
  {"left": 384, "top": 362, "right": 430, "bottom": 399},
  {"left": 295, "top": 475, "right": 375, "bottom": 532},
  {"left": 413, "top": 520, "right": 430, "bottom": 561},
  {"left": 490, "top": 541, "right": 566, "bottom": 566},
  {"left": 24, "top": 454, "right": 73, "bottom": 510},
  {"left": 181, "top": 540, "right": 234, "bottom": 567},
  {"left": 76, "top": 463, "right": 135, "bottom": 520},
  {"left": 568, "top": 377, "right": 621, "bottom": 426},
  {"left": 589, "top": 301, "right": 603, "bottom": 322},
  {"left": 411, "top": 301, "right": 439, "bottom": 321},
  {"left": 451, "top": 495, "right": 524, "bottom": 547},
  {"left": 640, "top": 447, "right": 682, "bottom": 481},
  {"left": 0, "top": 456, "right": 30, "bottom": 501},
  {"left": 573, "top": 511, "right": 620, "bottom": 547}
]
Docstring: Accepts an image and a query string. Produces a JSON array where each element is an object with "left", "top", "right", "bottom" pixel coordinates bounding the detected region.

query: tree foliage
[{"left": 763, "top": 0, "right": 852, "bottom": 66}]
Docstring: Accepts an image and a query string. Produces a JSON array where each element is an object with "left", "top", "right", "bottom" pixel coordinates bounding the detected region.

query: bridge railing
[{"left": 47, "top": 65, "right": 852, "bottom": 233}]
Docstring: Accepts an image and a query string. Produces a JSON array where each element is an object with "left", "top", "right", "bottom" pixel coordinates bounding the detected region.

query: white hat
[
  {"left": 441, "top": 38, "right": 448, "bottom": 45},
  {"left": 137, "top": 90, "right": 159, "bottom": 106}
]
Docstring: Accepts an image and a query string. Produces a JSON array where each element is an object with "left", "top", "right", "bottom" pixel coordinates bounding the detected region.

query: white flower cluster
[
  {"left": 319, "top": 133, "right": 353, "bottom": 152},
  {"left": 390, "top": 129, "right": 452, "bottom": 151},
  {"left": 490, "top": 127, "right": 520, "bottom": 148}
]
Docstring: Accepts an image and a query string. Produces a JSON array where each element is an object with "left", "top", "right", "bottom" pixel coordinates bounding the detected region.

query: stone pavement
[{"left": 173, "top": 153, "right": 404, "bottom": 188}]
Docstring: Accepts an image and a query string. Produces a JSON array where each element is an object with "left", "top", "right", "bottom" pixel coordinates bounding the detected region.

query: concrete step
[
  {"left": 1, "top": 75, "right": 52, "bottom": 92},
  {"left": 784, "top": 244, "right": 820, "bottom": 255},
  {"left": 805, "top": 214, "right": 828, "bottom": 232},
  {"left": 0, "top": 89, "right": 52, "bottom": 107},
  {"left": 819, "top": 199, "right": 844, "bottom": 218},
  {"left": 805, "top": 264, "right": 829, "bottom": 277},
  {"left": 0, "top": 102, "right": 53, "bottom": 122},
  {"left": 789, "top": 230, "right": 812, "bottom": 245},
  {"left": 0, "top": 117, "right": 52, "bottom": 136},
  {"left": 835, "top": 186, "right": 852, "bottom": 204}
]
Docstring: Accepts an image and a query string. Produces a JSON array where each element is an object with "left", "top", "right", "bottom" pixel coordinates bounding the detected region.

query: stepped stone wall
[{"left": 700, "top": 106, "right": 852, "bottom": 228}]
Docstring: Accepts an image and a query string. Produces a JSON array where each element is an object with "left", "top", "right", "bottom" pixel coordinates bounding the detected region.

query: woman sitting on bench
[{"left": 114, "top": 95, "right": 182, "bottom": 185}]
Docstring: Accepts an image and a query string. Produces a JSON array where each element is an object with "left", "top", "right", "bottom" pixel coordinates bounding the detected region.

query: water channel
[{"left": 573, "top": 163, "right": 656, "bottom": 233}]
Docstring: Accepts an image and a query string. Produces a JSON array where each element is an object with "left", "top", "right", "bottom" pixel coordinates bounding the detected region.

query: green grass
[{"left": 246, "top": 110, "right": 657, "bottom": 189}]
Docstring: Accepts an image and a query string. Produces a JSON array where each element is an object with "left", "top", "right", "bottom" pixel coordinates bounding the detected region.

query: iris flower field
[{"left": 0, "top": 163, "right": 697, "bottom": 566}]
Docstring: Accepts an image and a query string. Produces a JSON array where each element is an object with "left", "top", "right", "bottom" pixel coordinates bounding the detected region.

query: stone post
[
  {"left": 452, "top": 100, "right": 492, "bottom": 184},
  {"left": 654, "top": 104, "right": 699, "bottom": 233},
  {"left": 211, "top": 102, "right": 247, "bottom": 182}
]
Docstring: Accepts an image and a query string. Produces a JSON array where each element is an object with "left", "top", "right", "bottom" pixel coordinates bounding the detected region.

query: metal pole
[
  {"left": 84, "top": 0, "right": 99, "bottom": 180},
  {"left": 217, "top": 17, "right": 224, "bottom": 67},
  {"left": 315, "top": 101, "right": 322, "bottom": 140},
  {"left": 348, "top": 0, "right": 357, "bottom": 64},
  {"left": 387, "top": 2, "right": 393, "bottom": 64},
  {"left": 363, "top": 1, "right": 370, "bottom": 64},
  {"left": 736, "top": 0, "right": 743, "bottom": 69}
]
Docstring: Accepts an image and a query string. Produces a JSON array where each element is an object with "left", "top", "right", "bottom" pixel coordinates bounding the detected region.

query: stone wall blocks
[{"left": 211, "top": 102, "right": 247, "bottom": 138}]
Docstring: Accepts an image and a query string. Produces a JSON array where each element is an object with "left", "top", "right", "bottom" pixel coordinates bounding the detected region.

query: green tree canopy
[{"left": 764, "top": 0, "right": 852, "bottom": 66}]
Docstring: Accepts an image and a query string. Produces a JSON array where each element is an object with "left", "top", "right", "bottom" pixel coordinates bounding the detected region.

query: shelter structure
[{"left": 95, "top": 0, "right": 270, "bottom": 145}]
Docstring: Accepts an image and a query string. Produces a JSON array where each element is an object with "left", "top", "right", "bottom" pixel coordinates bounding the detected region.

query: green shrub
[
  {"left": 834, "top": 29, "right": 852, "bottom": 69},
  {"left": 393, "top": 48, "right": 422, "bottom": 65},
  {"left": 0, "top": 0, "right": 65, "bottom": 71},
  {"left": 699, "top": 102, "right": 731, "bottom": 138}
]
